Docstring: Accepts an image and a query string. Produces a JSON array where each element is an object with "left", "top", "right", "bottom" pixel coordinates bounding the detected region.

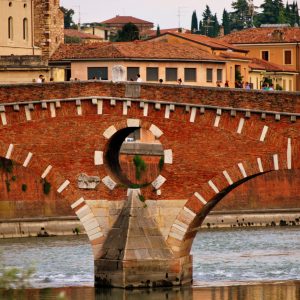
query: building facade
[
  {"left": 220, "top": 26, "right": 300, "bottom": 91},
  {"left": 0, "top": 0, "right": 64, "bottom": 83}
]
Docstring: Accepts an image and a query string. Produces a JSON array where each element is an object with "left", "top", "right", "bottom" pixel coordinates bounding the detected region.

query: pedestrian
[
  {"left": 36, "top": 74, "right": 44, "bottom": 83},
  {"left": 245, "top": 82, "right": 251, "bottom": 90},
  {"left": 136, "top": 74, "right": 142, "bottom": 82},
  {"left": 225, "top": 80, "right": 229, "bottom": 88},
  {"left": 178, "top": 78, "right": 182, "bottom": 85},
  {"left": 159, "top": 79, "right": 163, "bottom": 83}
]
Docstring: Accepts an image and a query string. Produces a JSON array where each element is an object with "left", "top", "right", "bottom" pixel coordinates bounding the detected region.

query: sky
[{"left": 60, "top": 0, "right": 299, "bottom": 29}]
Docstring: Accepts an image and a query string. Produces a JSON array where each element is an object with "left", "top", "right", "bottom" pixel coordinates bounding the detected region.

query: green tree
[
  {"left": 60, "top": 7, "right": 76, "bottom": 29},
  {"left": 222, "top": 9, "right": 231, "bottom": 35},
  {"left": 230, "top": 0, "right": 252, "bottom": 30},
  {"left": 115, "top": 23, "right": 140, "bottom": 42},
  {"left": 156, "top": 24, "right": 161, "bottom": 36},
  {"left": 191, "top": 10, "right": 198, "bottom": 33},
  {"left": 200, "top": 5, "right": 215, "bottom": 36},
  {"left": 212, "top": 13, "right": 221, "bottom": 37}
]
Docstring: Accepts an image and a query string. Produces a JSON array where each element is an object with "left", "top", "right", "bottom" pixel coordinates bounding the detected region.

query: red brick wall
[{"left": 0, "top": 81, "right": 299, "bottom": 220}]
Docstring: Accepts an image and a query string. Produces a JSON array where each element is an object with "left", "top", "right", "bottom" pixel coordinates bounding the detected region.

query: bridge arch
[{"left": 167, "top": 151, "right": 296, "bottom": 257}]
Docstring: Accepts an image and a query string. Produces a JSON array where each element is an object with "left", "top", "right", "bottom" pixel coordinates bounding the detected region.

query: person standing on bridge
[{"left": 136, "top": 74, "right": 142, "bottom": 82}]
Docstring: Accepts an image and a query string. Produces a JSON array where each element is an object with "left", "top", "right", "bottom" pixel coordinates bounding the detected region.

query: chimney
[{"left": 219, "top": 26, "right": 224, "bottom": 37}]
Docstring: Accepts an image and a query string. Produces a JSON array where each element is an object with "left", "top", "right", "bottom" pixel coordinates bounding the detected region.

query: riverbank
[{"left": 0, "top": 209, "right": 300, "bottom": 238}]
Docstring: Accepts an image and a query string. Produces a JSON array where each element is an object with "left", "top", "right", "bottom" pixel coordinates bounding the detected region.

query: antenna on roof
[{"left": 177, "top": 7, "right": 187, "bottom": 29}]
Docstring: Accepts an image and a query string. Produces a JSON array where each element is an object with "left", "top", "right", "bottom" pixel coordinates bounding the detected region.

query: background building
[{"left": 0, "top": 0, "right": 64, "bottom": 83}]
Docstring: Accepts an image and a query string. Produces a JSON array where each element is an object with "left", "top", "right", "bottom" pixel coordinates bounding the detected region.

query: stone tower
[{"left": 33, "top": 0, "right": 64, "bottom": 60}]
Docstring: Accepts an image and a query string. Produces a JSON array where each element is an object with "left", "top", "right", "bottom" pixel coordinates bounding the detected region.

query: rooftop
[
  {"left": 219, "top": 26, "right": 300, "bottom": 44},
  {"left": 148, "top": 32, "right": 248, "bottom": 53},
  {"left": 249, "top": 57, "right": 298, "bottom": 73},
  {"left": 50, "top": 41, "right": 225, "bottom": 62},
  {"left": 100, "top": 15, "right": 153, "bottom": 26},
  {"left": 64, "top": 29, "right": 103, "bottom": 40}
]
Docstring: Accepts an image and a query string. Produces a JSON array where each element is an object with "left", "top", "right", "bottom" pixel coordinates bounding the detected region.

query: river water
[{"left": 1, "top": 227, "right": 300, "bottom": 299}]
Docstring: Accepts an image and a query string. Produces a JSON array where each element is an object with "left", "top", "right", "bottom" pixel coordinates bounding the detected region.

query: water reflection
[{"left": 2, "top": 281, "right": 300, "bottom": 300}]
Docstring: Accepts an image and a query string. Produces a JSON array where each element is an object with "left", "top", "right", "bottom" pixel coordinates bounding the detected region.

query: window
[
  {"left": 23, "top": 18, "right": 28, "bottom": 40},
  {"left": 284, "top": 50, "right": 292, "bottom": 65},
  {"left": 8, "top": 17, "right": 13, "bottom": 40},
  {"left": 206, "top": 68, "right": 213, "bottom": 82},
  {"left": 165, "top": 68, "right": 177, "bottom": 81},
  {"left": 127, "top": 67, "right": 139, "bottom": 81},
  {"left": 146, "top": 67, "right": 158, "bottom": 81},
  {"left": 217, "top": 69, "right": 223, "bottom": 82},
  {"left": 261, "top": 50, "right": 269, "bottom": 61},
  {"left": 87, "top": 67, "right": 108, "bottom": 80},
  {"left": 184, "top": 68, "right": 196, "bottom": 82}
]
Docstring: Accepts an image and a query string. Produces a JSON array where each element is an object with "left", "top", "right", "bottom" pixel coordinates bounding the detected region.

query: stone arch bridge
[{"left": 0, "top": 81, "right": 300, "bottom": 288}]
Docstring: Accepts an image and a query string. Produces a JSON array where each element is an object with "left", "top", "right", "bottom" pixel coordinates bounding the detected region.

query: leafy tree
[
  {"left": 222, "top": 9, "right": 232, "bottom": 35},
  {"left": 156, "top": 25, "right": 161, "bottom": 36},
  {"left": 212, "top": 14, "right": 221, "bottom": 37},
  {"left": 191, "top": 10, "right": 198, "bottom": 33},
  {"left": 60, "top": 7, "right": 76, "bottom": 29},
  {"left": 200, "top": 5, "right": 214, "bottom": 36},
  {"left": 230, "top": 0, "right": 252, "bottom": 30},
  {"left": 115, "top": 23, "right": 140, "bottom": 42}
]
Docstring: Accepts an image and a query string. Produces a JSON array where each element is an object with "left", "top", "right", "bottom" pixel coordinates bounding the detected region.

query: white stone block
[
  {"left": 149, "top": 124, "right": 163, "bottom": 138},
  {"left": 41, "top": 165, "right": 52, "bottom": 179},
  {"left": 57, "top": 180, "right": 70, "bottom": 193},
  {"left": 237, "top": 118, "right": 245, "bottom": 134},
  {"left": 127, "top": 119, "right": 140, "bottom": 128},
  {"left": 208, "top": 180, "right": 219, "bottom": 193},
  {"left": 102, "top": 176, "right": 117, "bottom": 190},
  {"left": 152, "top": 175, "right": 166, "bottom": 189},
  {"left": 94, "top": 151, "right": 103, "bottom": 166},
  {"left": 260, "top": 125, "right": 269, "bottom": 142},
  {"left": 164, "top": 149, "right": 173, "bottom": 164},
  {"left": 103, "top": 125, "right": 117, "bottom": 139},
  {"left": 71, "top": 197, "right": 85, "bottom": 209},
  {"left": 5, "top": 144, "right": 14, "bottom": 159},
  {"left": 194, "top": 192, "right": 207, "bottom": 205},
  {"left": 0, "top": 112, "right": 6, "bottom": 126},
  {"left": 23, "top": 152, "right": 33, "bottom": 167}
]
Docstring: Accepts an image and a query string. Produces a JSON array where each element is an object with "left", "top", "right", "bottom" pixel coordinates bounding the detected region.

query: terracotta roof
[
  {"left": 249, "top": 58, "right": 298, "bottom": 73},
  {"left": 147, "top": 32, "right": 248, "bottom": 53},
  {"left": 64, "top": 29, "right": 102, "bottom": 40},
  {"left": 218, "top": 51, "right": 250, "bottom": 60},
  {"left": 50, "top": 41, "right": 225, "bottom": 62},
  {"left": 100, "top": 15, "right": 153, "bottom": 26},
  {"left": 219, "top": 27, "right": 300, "bottom": 44},
  {"left": 142, "top": 28, "right": 191, "bottom": 37}
]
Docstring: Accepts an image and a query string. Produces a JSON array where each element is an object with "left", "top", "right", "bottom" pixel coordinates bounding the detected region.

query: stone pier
[{"left": 92, "top": 190, "right": 192, "bottom": 288}]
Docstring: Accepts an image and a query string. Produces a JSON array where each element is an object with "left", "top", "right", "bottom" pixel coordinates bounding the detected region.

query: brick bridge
[{"left": 0, "top": 81, "right": 300, "bottom": 288}]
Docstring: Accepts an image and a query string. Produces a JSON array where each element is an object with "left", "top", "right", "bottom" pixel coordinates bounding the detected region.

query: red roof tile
[
  {"left": 249, "top": 58, "right": 298, "bottom": 73},
  {"left": 50, "top": 41, "right": 225, "bottom": 62},
  {"left": 64, "top": 29, "right": 102, "bottom": 40},
  {"left": 100, "top": 15, "right": 153, "bottom": 26},
  {"left": 219, "top": 26, "right": 300, "bottom": 44},
  {"left": 148, "top": 32, "right": 248, "bottom": 53}
]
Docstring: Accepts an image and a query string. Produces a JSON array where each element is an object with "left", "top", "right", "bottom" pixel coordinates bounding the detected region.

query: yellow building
[
  {"left": 50, "top": 41, "right": 228, "bottom": 86},
  {"left": 0, "top": 0, "right": 64, "bottom": 83},
  {"left": 147, "top": 32, "right": 251, "bottom": 88},
  {"left": 220, "top": 26, "right": 300, "bottom": 91}
]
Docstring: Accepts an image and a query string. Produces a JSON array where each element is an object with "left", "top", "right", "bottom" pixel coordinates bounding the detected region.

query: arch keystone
[
  {"left": 127, "top": 119, "right": 140, "bottom": 127},
  {"left": 103, "top": 125, "right": 117, "bottom": 139}
]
